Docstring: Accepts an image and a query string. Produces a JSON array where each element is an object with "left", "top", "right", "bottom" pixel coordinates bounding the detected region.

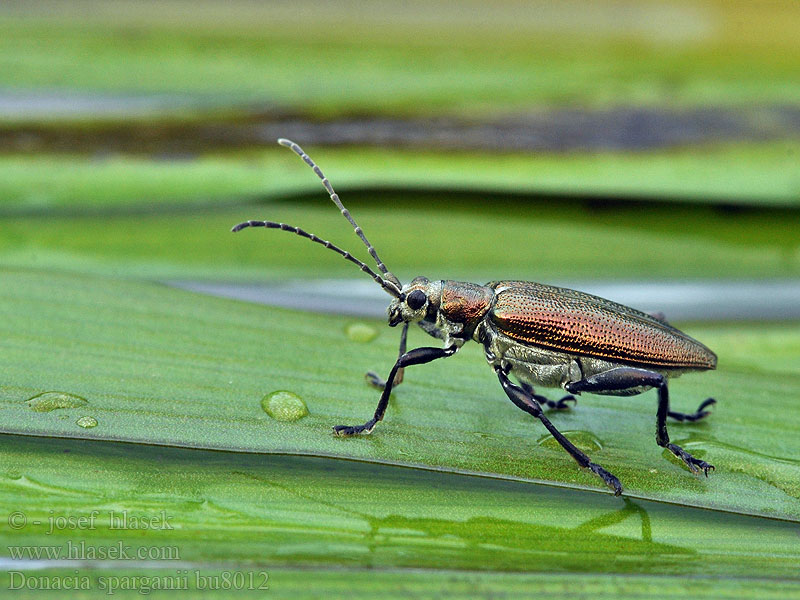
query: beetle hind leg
[
  {"left": 657, "top": 385, "right": 715, "bottom": 476},
  {"left": 519, "top": 382, "right": 577, "bottom": 411},
  {"left": 496, "top": 367, "right": 622, "bottom": 495},
  {"left": 565, "top": 367, "right": 715, "bottom": 477}
]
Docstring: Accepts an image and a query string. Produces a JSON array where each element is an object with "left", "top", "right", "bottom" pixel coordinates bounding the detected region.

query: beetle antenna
[
  {"left": 231, "top": 220, "right": 402, "bottom": 298},
  {"left": 277, "top": 138, "right": 402, "bottom": 289}
]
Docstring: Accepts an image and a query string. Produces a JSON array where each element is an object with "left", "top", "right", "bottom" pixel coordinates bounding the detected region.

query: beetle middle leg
[
  {"left": 495, "top": 366, "right": 622, "bottom": 495},
  {"left": 334, "top": 344, "right": 457, "bottom": 437},
  {"left": 366, "top": 322, "right": 409, "bottom": 390},
  {"left": 565, "top": 367, "right": 715, "bottom": 476},
  {"left": 519, "top": 382, "right": 577, "bottom": 411}
]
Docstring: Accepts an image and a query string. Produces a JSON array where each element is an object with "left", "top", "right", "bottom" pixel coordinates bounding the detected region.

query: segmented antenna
[
  {"left": 231, "top": 220, "right": 402, "bottom": 298},
  {"left": 277, "top": 138, "right": 401, "bottom": 289}
]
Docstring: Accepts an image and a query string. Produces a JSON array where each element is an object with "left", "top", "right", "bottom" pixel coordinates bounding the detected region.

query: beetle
[{"left": 233, "top": 138, "right": 717, "bottom": 495}]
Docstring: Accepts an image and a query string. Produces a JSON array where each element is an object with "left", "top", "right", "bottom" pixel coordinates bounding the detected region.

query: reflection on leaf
[{"left": 4, "top": 434, "right": 800, "bottom": 580}]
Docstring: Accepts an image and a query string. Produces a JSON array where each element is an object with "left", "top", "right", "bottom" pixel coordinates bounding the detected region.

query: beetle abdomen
[{"left": 489, "top": 282, "right": 717, "bottom": 370}]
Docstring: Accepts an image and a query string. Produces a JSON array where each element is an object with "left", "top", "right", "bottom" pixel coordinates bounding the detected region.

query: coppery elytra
[{"left": 232, "top": 139, "right": 718, "bottom": 496}]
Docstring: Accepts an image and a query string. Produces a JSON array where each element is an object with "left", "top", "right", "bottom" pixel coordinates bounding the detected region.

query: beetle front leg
[
  {"left": 365, "top": 322, "right": 409, "bottom": 390},
  {"left": 495, "top": 366, "right": 622, "bottom": 496},
  {"left": 566, "top": 368, "right": 715, "bottom": 476},
  {"left": 334, "top": 344, "right": 457, "bottom": 437}
]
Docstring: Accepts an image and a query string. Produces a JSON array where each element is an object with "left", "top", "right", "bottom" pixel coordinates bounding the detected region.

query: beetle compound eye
[{"left": 406, "top": 290, "right": 427, "bottom": 310}]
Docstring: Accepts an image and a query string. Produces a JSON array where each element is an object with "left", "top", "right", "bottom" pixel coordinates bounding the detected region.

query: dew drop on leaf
[
  {"left": 261, "top": 391, "right": 309, "bottom": 422},
  {"left": 76, "top": 416, "right": 98, "bottom": 429},
  {"left": 25, "top": 392, "right": 88, "bottom": 412}
]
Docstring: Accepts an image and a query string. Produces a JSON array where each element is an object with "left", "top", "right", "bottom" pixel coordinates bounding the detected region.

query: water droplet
[
  {"left": 76, "top": 416, "right": 98, "bottom": 429},
  {"left": 345, "top": 322, "right": 378, "bottom": 343},
  {"left": 25, "top": 392, "right": 87, "bottom": 413},
  {"left": 261, "top": 391, "right": 308, "bottom": 422},
  {"left": 537, "top": 430, "right": 603, "bottom": 453}
]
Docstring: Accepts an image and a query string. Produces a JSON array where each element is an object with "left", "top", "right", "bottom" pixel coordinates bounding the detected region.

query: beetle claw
[
  {"left": 700, "top": 462, "right": 715, "bottom": 477},
  {"left": 553, "top": 394, "right": 577, "bottom": 410}
]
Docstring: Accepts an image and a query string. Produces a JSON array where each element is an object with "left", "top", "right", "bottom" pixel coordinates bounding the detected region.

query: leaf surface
[{"left": 1, "top": 268, "right": 798, "bottom": 521}]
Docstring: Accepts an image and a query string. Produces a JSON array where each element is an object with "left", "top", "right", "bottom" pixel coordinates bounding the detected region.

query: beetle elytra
[{"left": 233, "top": 139, "right": 718, "bottom": 495}]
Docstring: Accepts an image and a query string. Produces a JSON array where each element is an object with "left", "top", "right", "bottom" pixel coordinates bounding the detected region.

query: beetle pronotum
[{"left": 233, "top": 139, "right": 717, "bottom": 495}]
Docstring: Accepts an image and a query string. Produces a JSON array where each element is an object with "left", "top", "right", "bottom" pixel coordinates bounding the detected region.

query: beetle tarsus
[
  {"left": 655, "top": 378, "right": 715, "bottom": 476},
  {"left": 333, "top": 420, "right": 376, "bottom": 437},
  {"left": 364, "top": 371, "right": 386, "bottom": 390},
  {"left": 364, "top": 368, "right": 404, "bottom": 390},
  {"left": 588, "top": 463, "right": 623, "bottom": 496},
  {"left": 552, "top": 395, "right": 577, "bottom": 410},
  {"left": 668, "top": 397, "right": 716, "bottom": 422},
  {"left": 519, "top": 382, "right": 576, "bottom": 411},
  {"left": 666, "top": 443, "right": 715, "bottom": 476}
]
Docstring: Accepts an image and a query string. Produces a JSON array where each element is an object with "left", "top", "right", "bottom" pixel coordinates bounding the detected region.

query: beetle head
[{"left": 388, "top": 276, "right": 442, "bottom": 327}]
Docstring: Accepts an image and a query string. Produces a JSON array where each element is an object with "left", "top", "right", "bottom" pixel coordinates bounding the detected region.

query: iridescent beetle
[{"left": 233, "top": 139, "right": 717, "bottom": 495}]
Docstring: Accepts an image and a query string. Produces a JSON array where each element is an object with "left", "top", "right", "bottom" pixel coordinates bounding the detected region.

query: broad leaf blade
[
  {"left": 2, "top": 144, "right": 800, "bottom": 212},
  {"left": 1, "top": 268, "right": 798, "bottom": 520},
  {"left": 1, "top": 188, "right": 798, "bottom": 284},
  {"left": 2, "top": 435, "right": 800, "bottom": 581}
]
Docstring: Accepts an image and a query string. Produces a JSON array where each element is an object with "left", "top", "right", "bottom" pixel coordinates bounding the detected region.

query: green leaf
[
  {"left": 2, "top": 143, "right": 800, "bottom": 213},
  {"left": 1, "top": 184, "right": 799, "bottom": 284},
  {"left": 1, "top": 268, "right": 799, "bottom": 521},
  {"left": 2, "top": 434, "right": 800, "bottom": 588},
  {"left": 2, "top": 568, "right": 798, "bottom": 600}
]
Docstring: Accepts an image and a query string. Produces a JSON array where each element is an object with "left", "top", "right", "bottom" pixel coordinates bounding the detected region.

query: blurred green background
[
  {"left": 0, "top": 0, "right": 798, "bottom": 283},
  {"left": 1, "top": 1, "right": 799, "bottom": 598}
]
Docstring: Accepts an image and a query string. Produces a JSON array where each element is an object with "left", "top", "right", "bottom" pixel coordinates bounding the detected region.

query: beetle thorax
[{"left": 439, "top": 281, "right": 494, "bottom": 337}]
